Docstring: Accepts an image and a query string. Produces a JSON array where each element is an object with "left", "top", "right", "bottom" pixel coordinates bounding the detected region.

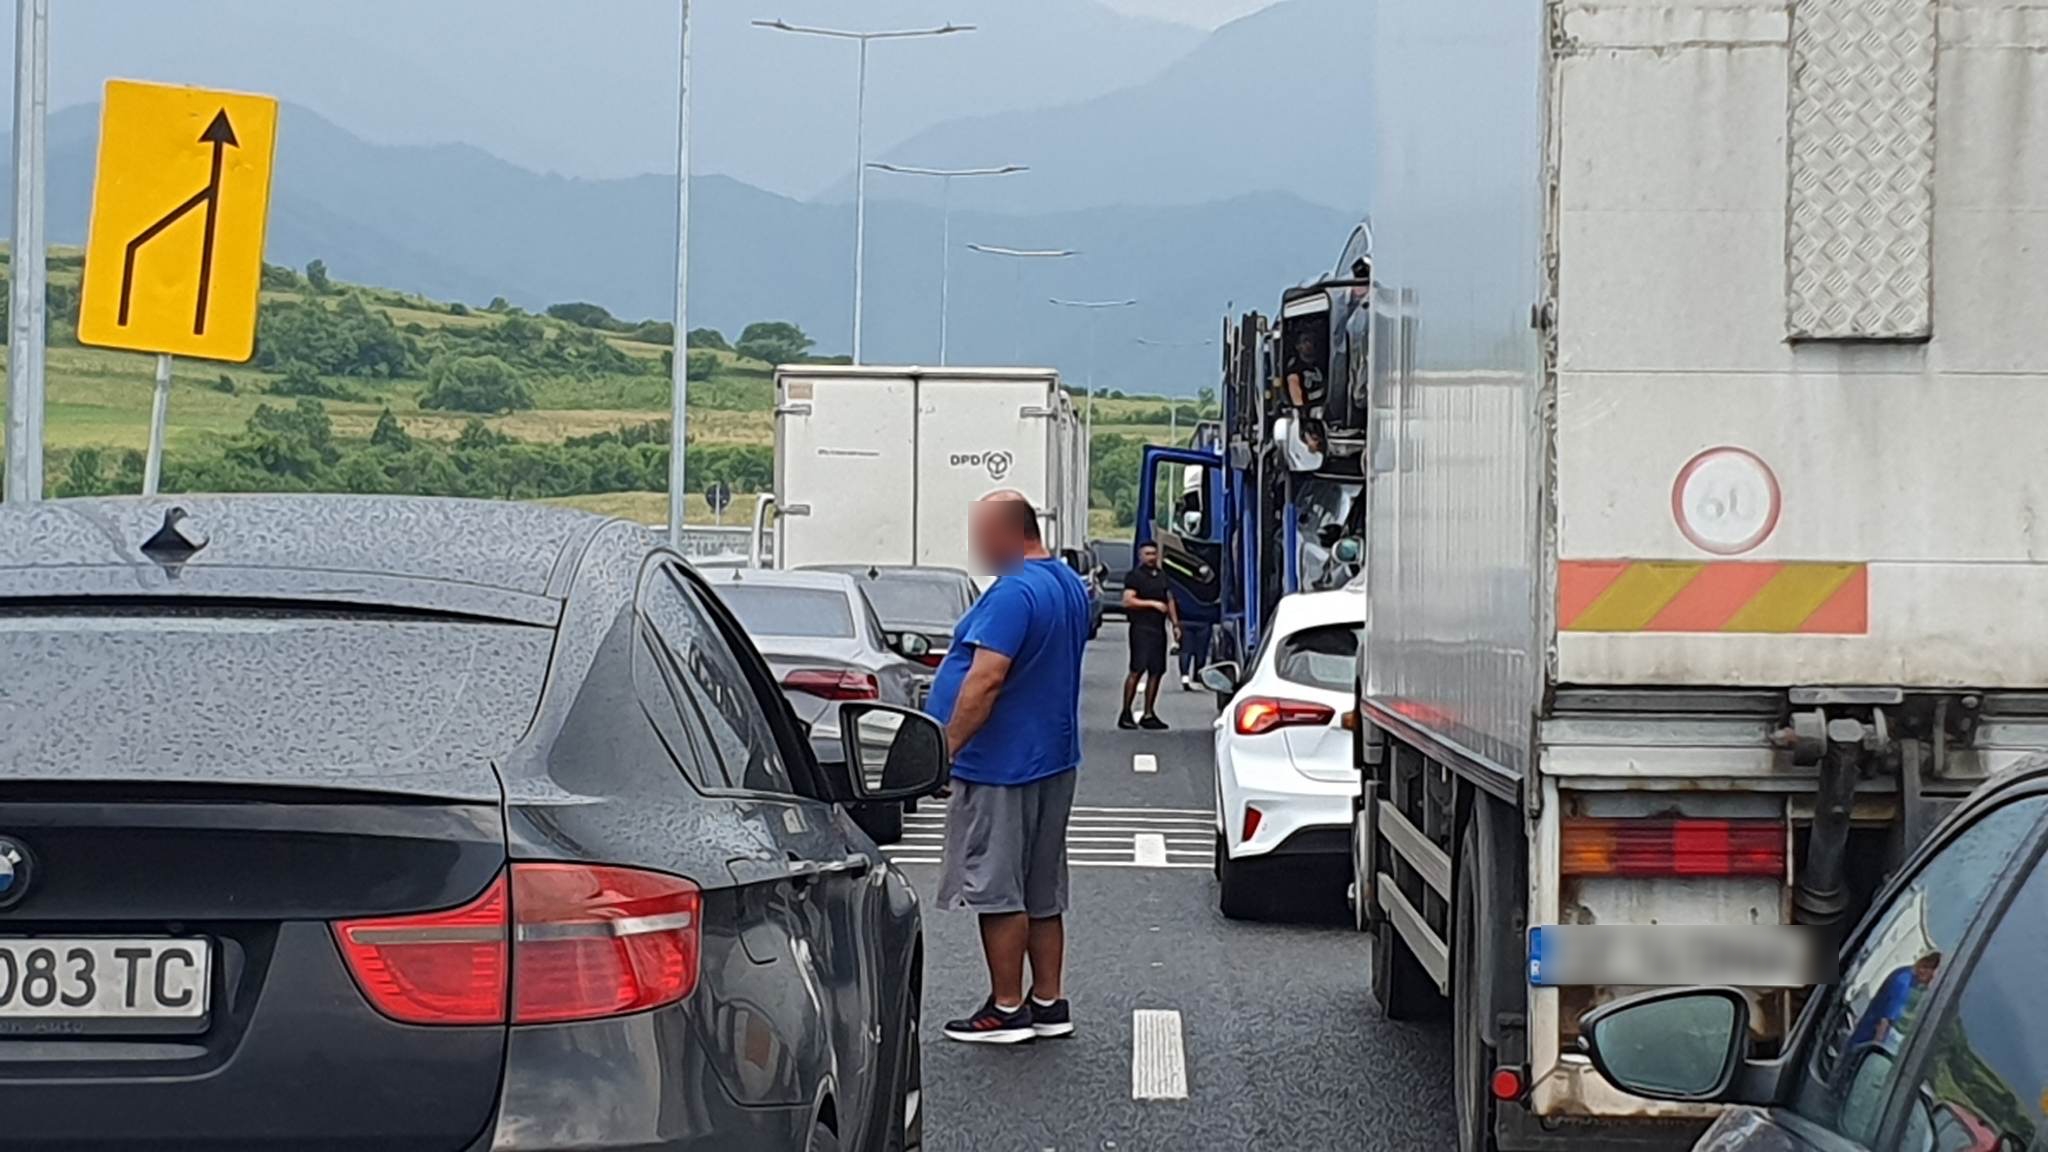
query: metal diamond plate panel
[{"left": 1785, "top": 0, "right": 1937, "bottom": 340}]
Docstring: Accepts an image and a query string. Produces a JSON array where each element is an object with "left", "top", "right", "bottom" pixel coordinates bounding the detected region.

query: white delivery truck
[
  {"left": 760, "top": 366, "right": 1089, "bottom": 581},
  {"left": 1350, "top": 1, "right": 2048, "bottom": 1149}
]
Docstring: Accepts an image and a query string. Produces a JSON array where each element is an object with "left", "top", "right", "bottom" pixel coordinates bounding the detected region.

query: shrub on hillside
[
  {"left": 545, "top": 302, "right": 621, "bottom": 330},
  {"left": 735, "top": 321, "right": 814, "bottom": 366},
  {"left": 686, "top": 327, "right": 729, "bottom": 351},
  {"left": 686, "top": 351, "right": 719, "bottom": 382},
  {"left": 420, "top": 354, "right": 534, "bottom": 414},
  {"left": 269, "top": 361, "right": 358, "bottom": 401}
]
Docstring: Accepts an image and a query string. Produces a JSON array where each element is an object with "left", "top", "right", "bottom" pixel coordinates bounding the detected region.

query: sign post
[
  {"left": 76, "top": 80, "right": 278, "bottom": 493},
  {"left": 705, "top": 479, "right": 731, "bottom": 527}
]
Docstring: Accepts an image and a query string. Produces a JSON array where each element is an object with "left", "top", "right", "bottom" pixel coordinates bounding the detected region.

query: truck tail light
[
  {"left": 1561, "top": 817, "right": 1786, "bottom": 878},
  {"left": 335, "top": 864, "right": 702, "bottom": 1026},
  {"left": 783, "top": 669, "right": 881, "bottom": 700},
  {"left": 1235, "top": 696, "right": 1337, "bottom": 736}
]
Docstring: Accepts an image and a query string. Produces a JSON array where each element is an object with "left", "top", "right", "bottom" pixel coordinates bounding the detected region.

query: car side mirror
[
  {"left": 838, "top": 703, "right": 950, "bottom": 802},
  {"left": 1199, "top": 662, "right": 1242, "bottom": 695},
  {"left": 889, "top": 631, "right": 931, "bottom": 660},
  {"left": 1580, "top": 988, "right": 1749, "bottom": 1103},
  {"left": 1333, "top": 536, "right": 1363, "bottom": 565}
]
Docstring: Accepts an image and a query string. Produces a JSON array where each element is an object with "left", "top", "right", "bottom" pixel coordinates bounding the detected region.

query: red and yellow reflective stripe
[{"left": 1558, "top": 561, "right": 1867, "bottom": 634}]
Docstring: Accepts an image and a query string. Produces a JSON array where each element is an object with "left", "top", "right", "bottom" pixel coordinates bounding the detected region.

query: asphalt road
[{"left": 895, "top": 621, "right": 1457, "bottom": 1151}]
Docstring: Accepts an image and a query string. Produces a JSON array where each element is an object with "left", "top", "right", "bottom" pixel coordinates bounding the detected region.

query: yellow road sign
[{"left": 77, "top": 80, "right": 278, "bottom": 362}]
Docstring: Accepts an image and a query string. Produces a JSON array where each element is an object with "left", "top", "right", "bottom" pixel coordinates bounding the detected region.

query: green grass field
[{"left": 0, "top": 246, "right": 1201, "bottom": 525}]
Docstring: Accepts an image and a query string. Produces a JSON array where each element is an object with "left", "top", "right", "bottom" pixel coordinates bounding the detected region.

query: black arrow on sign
[{"left": 117, "top": 108, "right": 238, "bottom": 336}]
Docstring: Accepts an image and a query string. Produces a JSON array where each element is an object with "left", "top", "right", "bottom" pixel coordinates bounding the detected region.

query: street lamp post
[
  {"left": 754, "top": 19, "right": 974, "bottom": 366},
  {"left": 1049, "top": 298, "right": 1137, "bottom": 442},
  {"left": 868, "top": 163, "right": 1026, "bottom": 365},
  {"left": 6, "top": 0, "right": 48, "bottom": 503},
  {"left": 667, "top": 0, "right": 693, "bottom": 547},
  {"left": 1135, "top": 336, "right": 1214, "bottom": 444},
  {"left": 966, "top": 244, "right": 1077, "bottom": 363}
]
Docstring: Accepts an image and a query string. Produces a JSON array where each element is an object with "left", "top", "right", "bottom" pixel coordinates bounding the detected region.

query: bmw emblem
[{"left": 0, "top": 838, "right": 32, "bottom": 910}]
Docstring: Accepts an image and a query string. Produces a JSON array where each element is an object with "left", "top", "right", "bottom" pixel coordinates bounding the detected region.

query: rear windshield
[
  {"left": 715, "top": 585, "right": 856, "bottom": 639},
  {"left": 859, "top": 574, "right": 972, "bottom": 630},
  {"left": 1275, "top": 623, "right": 1361, "bottom": 692},
  {"left": 0, "top": 607, "right": 553, "bottom": 798},
  {"left": 1094, "top": 541, "right": 1132, "bottom": 571}
]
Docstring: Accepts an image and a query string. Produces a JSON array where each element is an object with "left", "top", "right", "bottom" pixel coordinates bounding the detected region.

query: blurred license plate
[
  {"left": 1528, "top": 925, "right": 1829, "bottom": 988},
  {"left": 0, "top": 938, "right": 210, "bottom": 1019}
]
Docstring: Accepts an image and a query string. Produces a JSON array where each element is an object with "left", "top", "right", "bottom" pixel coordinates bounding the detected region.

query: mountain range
[{"left": 0, "top": 0, "right": 1368, "bottom": 393}]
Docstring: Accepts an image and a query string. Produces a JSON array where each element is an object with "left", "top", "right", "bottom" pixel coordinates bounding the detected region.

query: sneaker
[
  {"left": 943, "top": 999, "right": 1035, "bottom": 1045},
  {"left": 1117, "top": 712, "right": 1138, "bottom": 730},
  {"left": 1180, "top": 674, "right": 1194, "bottom": 691},
  {"left": 1140, "top": 715, "right": 1169, "bottom": 731},
  {"left": 1030, "top": 997, "right": 1074, "bottom": 1039}
]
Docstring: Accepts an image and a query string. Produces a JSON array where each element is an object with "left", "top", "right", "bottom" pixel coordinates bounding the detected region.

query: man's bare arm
[{"left": 944, "top": 646, "right": 1014, "bottom": 757}]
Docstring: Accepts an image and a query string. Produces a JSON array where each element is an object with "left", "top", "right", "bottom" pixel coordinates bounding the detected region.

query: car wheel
[
  {"left": 1371, "top": 903, "right": 1442, "bottom": 1021},
  {"left": 807, "top": 1123, "right": 842, "bottom": 1152},
  {"left": 886, "top": 993, "right": 923, "bottom": 1152},
  {"left": 1454, "top": 827, "right": 1498, "bottom": 1152},
  {"left": 1217, "top": 847, "right": 1269, "bottom": 920}
]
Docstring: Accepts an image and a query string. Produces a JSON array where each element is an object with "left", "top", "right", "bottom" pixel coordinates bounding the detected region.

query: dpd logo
[{"left": 950, "top": 450, "right": 1014, "bottom": 482}]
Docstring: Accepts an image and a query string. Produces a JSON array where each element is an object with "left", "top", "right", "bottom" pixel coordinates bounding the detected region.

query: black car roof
[{"left": 0, "top": 496, "right": 626, "bottom": 624}]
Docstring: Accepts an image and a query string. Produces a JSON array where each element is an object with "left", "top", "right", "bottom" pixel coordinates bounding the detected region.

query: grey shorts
[{"left": 936, "top": 771, "right": 1077, "bottom": 919}]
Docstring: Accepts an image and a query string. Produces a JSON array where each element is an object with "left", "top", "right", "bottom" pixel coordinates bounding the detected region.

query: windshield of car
[
  {"left": 1274, "top": 622, "right": 1363, "bottom": 692},
  {"left": 857, "top": 572, "right": 974, "bottom": 629},
  {"left": 714, "top": 584, "right": 856, "bottom": 639},
  {"left": 1094, "top": 541, "right": 1132, "bottom": 572}
]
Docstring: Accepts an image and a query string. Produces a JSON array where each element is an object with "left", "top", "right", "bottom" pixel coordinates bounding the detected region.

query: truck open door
[{"left": 1135, "top": 444, "right": 1224, "bottom": 633}]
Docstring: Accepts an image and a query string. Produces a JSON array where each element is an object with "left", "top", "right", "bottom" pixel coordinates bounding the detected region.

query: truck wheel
[
  {"left": 1370, "top": 905, "right": 1441, "bottom": 1021},
  {"left": 1454, "top": 827, "right": 1498, "bottom": 1152}
]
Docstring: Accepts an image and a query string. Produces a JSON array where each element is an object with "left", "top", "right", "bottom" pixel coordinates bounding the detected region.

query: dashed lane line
[
  {"left": 1133, "top": 753, "right": 1158, "bottom": 774},
  {"left": 1132, "top": 1009, "right": 1189, "bottom": 1100},
  {"left": 1134, "top": 833, "right": 1168, "bottom": 866}
]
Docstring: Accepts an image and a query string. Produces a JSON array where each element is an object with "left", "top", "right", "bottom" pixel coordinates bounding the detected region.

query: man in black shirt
[{"left": 1119, "top": 541, "right": 1180, "bottom": 730}]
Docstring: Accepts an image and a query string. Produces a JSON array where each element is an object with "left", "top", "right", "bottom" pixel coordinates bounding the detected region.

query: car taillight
[
  {"left": 1234, "top": 696, "right": 1337, "bottom": 736},
  {"left": 333, "top": 864, "right": 702, "bottom": 1027},
  {"left": 916, "top": 649, "right": 945, "bottom": 668},
  {"left": 783, "top": 669, "right": 881, "bottom": 700},
  {"left": 1560, "top": 817, "right": 1786, "bottom": 878},
  {"left": 333, "top": 874, "right": 510, "bottom": 1025},
  {"left": 511, "top": 863, "right": 702, "bottom": 1025}
]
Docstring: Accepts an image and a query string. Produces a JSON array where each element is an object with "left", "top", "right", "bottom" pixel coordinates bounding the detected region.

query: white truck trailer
[
  {"left": 761, "top": 366, "right": 1089, "bottom": 581},
  {"left": 1351, "top": 0, "right": 2048, "bottom": 1148}
]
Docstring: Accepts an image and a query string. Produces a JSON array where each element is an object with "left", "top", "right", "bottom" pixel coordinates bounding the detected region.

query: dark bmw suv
[{"left": 0, "top": 497, "right": 947, "bottom": 1152}]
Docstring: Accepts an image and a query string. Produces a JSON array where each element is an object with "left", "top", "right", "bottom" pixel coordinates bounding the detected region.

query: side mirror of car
[
  {"left": 1199, "top": 661, "right": 1242, "bottom": 695},
  {"left": 838, "top": 703, "right": 950, "bottom": 802},
  {"left": 1579, "top": 987, "right": 1749, "bottom": 1103},
  {"left": 1333, "top": 536, "right": 1363, "bottom": 565},
  {"left": 889, "top": 631, "right": 931, "bottom": 660}
]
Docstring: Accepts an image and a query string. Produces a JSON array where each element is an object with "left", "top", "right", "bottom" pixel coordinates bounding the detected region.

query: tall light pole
[
  {"left": 667, "top": 0, "right": 694, "bottom": 546},
  {"left": 966, "top": 244, "right": 1076, "bottom": 363},
  {"left": 1136, "top": 337, "right": 1213, "bottom": 444},
  {"left": 754, "top": 19, "right": 974, "bottom": 365},
  {"left": 1050, "top": 297, "right": 1136, "bottom": 442},
  {"left": 867, "top": 163, "right": 1026, "bottom": 365},
  {"left": 6, "top": 0, "right": 48, "bottom": 503}
]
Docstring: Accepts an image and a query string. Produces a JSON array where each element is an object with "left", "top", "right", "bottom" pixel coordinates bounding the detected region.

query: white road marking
[
  {"left": 886, "top": 857, "right": 1209, "bottom": 870},
  {"left": 1073, "top": 805, "right": 1211, "bottom": 816},
  {"left": 1131, "top": 1009, "right": 1189, "bottom": 1100},
  {"left": 1133, "top": 753, "right": 1158, "bottom": 774},
  {"left": 1134, "top": 833, "right": 1169, "bottom": 866}
]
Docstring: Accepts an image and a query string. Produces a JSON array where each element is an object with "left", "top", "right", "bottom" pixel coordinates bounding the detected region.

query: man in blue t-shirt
[{"left": 925, "top": 490, "right": 1092, "bottom": 1044}]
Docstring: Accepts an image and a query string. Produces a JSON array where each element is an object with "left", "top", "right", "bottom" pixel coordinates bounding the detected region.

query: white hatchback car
[{"left": 1204, "top": 588, "right": 1365, "bottom": 919}]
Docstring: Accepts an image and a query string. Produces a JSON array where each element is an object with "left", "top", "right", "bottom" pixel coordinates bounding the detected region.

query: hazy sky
[{"left": 1101, "top": 0, "right": 1284, "bottom": 27}]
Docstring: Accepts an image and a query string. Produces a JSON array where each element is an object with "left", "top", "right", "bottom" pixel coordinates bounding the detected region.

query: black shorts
[{"left": 1128, "top": 627, "right": 1168, "bottom": 676}]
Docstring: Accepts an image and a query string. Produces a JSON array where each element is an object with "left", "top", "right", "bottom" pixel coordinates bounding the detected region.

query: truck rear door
[
  {"left": 915, "top": 376, "right": 1055, "bottom": 569},
  {"left": 777, "top": 373, "right": 916, "bottom": 569}
]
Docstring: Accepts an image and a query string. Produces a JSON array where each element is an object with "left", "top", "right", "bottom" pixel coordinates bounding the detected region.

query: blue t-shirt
[{"left": 925, "top": 557, "right": 1091, "bottom": 786}]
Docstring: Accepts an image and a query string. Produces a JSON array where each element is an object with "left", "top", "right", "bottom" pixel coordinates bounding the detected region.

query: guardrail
[{"left": 648, "top": 525, "right": 772, "bottom": 567}]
